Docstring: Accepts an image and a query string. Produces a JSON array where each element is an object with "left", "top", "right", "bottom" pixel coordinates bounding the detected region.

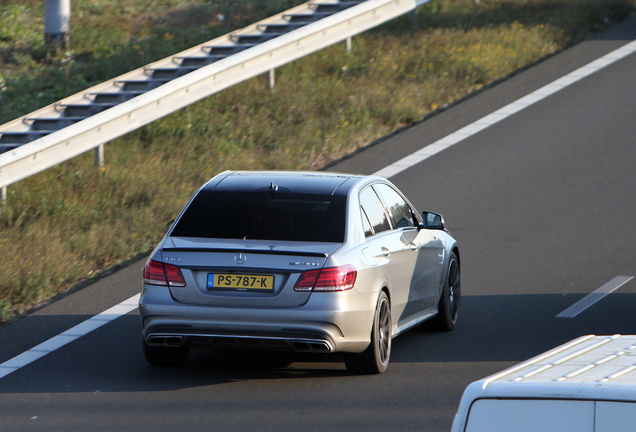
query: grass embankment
[{"left": 0, "top": 0, "right": 634, "bottom": 323}]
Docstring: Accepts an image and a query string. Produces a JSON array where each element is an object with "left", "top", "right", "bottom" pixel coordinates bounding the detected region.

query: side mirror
[{"left": 421, "top": 211, "right": 445, "bottom": 230}]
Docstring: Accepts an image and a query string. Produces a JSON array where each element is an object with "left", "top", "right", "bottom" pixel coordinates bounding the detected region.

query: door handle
[
  {"left": 379, "top": 247, "right": 391, "bottom": 257},
  {"left": 409, "top": 242, "right": 419, "bottom": 251}
]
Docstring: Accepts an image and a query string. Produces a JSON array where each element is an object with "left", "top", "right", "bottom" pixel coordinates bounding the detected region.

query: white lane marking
[
  {"left": 374, "top": 40, "right": 636, "bottom": 179},
  {"left": 2, "top": 39, "right": 636, "bottom": 383},
  {"left": 0, "top": 294, "right": 140, "bottom": 379},
  {"left": 556, "top": 276, "right": 634, "bottom": 318}
]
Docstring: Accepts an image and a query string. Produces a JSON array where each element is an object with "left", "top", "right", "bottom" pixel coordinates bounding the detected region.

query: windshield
[{"left": 171, "top": 189, "right": 346, "bottom": 243}]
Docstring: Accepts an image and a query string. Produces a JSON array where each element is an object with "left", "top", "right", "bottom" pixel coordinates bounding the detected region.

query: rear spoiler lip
[{"left": 161, "top": 247, "right": 329, "bottom": 258}]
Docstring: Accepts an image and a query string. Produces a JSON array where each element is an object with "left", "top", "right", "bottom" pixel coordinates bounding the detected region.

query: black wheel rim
[
  {"left": 378, "top": 297, "right": 390, "bottom": 365},
  {"left": 448, "top": 258, "right": 460, "bottom": 321}
]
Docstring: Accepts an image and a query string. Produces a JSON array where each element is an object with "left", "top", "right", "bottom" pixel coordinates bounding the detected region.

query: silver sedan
[{"left": 139, "top": 171, "right": 460, "bottom": 374}]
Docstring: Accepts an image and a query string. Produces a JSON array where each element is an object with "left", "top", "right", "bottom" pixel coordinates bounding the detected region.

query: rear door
[
  {"left": 359, "top": 185, "right": 412, "bottom": 320},
  {"left": 371, "top": 183, "right": 441, "bottom": 318}
]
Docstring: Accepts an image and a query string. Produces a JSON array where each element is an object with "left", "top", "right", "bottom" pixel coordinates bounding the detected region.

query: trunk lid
[{"left": 161, "top": 237, "right": 340, "bottom": 307}]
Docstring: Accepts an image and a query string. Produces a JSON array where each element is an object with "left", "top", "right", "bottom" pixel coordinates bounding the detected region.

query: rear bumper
[{"left": 139, "top": 284, "right": 378, "bottom": 353}]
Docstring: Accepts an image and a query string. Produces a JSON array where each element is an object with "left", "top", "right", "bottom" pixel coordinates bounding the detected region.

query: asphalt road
[{"left": 2, "top": 16, "right": 636, "bottom": 432}]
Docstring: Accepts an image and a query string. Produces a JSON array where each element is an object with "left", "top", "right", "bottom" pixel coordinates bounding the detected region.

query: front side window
[
  {"left": 373, "top": 184, "right": 415, "bottom": 229},
  {"left": 171, "top": 189, "right": 346, "bottom": 242},
  {"left": 359, "top": 186, "right": 391, "bottom": 236}
]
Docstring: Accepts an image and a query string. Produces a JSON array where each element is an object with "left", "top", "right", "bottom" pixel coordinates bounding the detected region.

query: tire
[
  {"left": 345, "top": 291, "right": 391, "bottom": 374},
  {"left": 142, "top": 338, "right": 190, "bottom": 367},
  {"left": 431, "top": 252, "right": 460, "bottom": 331}
]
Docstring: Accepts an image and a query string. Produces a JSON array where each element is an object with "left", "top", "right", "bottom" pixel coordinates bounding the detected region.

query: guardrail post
[
  {"left": 1, "top": 186, "right": 7, "bottom": 203},
  {"left": 410, "top": 9, "right": 418, "bottom": 28},
  {"left": 44, "top": 0, "right": 71, "bottom": 47},
  {"left": 346, "top": 36, "right": 352, "bottom": 52},
  {"left": 265, "top": 69, "right": 275, "bottom": 90},
  {"left": 94, "top": 144, "right": 104, "bottom": 169}
]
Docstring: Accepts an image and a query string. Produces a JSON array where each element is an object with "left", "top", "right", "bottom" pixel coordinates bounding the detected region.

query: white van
[{"left": 451, "top": 334, "right": 636, "bottom": 432}]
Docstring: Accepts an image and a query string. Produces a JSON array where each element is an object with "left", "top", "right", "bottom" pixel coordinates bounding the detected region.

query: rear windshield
[{"left": 171, "top": 189, "right": 346, "bottom": 243}]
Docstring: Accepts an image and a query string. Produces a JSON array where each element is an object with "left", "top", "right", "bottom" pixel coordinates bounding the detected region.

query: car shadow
[{"left": 1, "top": 291, "right": 635, "bottom": 394}]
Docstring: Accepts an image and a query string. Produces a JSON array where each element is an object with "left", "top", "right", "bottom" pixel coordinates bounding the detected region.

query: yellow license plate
[{"left": 207, "top": 273, "right": 274, "bottom": 291}]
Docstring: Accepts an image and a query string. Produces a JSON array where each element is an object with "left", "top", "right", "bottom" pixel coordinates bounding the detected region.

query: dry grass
[{"left": 0, "top": 0, "right": 634, "bottom": 322}]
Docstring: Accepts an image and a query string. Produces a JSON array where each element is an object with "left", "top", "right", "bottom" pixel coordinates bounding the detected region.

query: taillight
[
  {"left": 163, "top": 263, "right": 186, "bottom": 287},
  {"left": 143, "top": 259, "right": 186, "bottom": 287},
  {"left": 294, "top": 265, "right": 357, "bottom": 292},
  {"left": 294, "top": 269, "right": 321, "bottom": 291},
  {"left": 143, "top": 260, "right": 167, "bottom": 286}
]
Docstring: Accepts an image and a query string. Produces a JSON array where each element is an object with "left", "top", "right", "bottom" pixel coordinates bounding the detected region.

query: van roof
[{"left": 464, "top": 334, "right": 636, "bottom": 402}]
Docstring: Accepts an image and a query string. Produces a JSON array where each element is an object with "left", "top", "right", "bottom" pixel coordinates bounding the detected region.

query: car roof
[
  {"left": 207, "top": 171, "right": 373, "bottom": 196},
  {"left": 462, "top": 334, "right": 636, "bottom": 402}
]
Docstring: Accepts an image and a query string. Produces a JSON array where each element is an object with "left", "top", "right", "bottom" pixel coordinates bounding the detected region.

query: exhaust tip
[
  {"left": 290, "top": 340, "right": 332, "bottom": 352},
  {"left": 148, "top": 335, "right": 184, "bottom": 347}
]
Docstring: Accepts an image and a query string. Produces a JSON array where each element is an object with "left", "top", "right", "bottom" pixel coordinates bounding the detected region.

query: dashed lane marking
[{"left": 556, "top": 276, "right": 634, "bottom": 318}]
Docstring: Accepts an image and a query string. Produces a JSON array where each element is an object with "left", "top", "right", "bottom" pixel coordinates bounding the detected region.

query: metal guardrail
[{"left": 0, "top": 0, "right": 430, "bottom": 200}]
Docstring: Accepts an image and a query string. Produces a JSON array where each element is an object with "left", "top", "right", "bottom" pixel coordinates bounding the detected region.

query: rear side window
[
  {"left": 361, "top": 207, "right": 374, "bottom": 237},
  {"left": 373, "top": 184, "right": 416, "bottom": 228},
  {"left": 465, "top": 399, "right": 594, "bottom": 432},
  {"left": 359, "top": 186, "right": 391, "bottom": 236},
  {"left": 171, "top": 190, "right": 346, "bottom": 243}
]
